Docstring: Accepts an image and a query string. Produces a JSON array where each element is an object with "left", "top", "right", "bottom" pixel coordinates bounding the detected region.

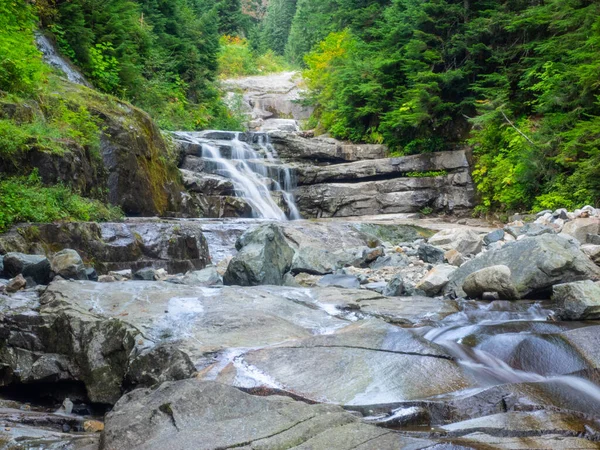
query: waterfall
[
  {"left": 34, "top": 32, "right": 91, "bottom": 87},
  {"left": 175, "top": 131, "right": 301, "bottom": 221}
]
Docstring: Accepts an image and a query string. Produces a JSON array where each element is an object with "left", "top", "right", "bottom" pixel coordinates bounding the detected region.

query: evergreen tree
[{"left": 259, "top": 0, "right": 297, "bottom": 55}]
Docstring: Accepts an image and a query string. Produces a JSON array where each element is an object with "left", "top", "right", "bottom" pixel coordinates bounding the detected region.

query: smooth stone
[
  {"left": 562, "top": 218, "right": 600, "bottom": 243},
  {"left": 102, "top": 379, "right": 435, "bottom": 450},
  {"left": 6, "top": 274, "right": 26, "bottom": 293},
  {"left": 50, "top": 249, "right": 87, "bottom": 280},
  {"left": 317, "top": 274, "right": 360, "bottom": 289},
  {"left": 581, "top": 244, "right": 600, "bottom": 264},
  {"left": 444, "top": 249, "right": 465, "bottom": 267},
  {"left": 133, "top": 267, "right": 158, "bottom": 281},
  {"left": 181, "top": 266, "right": 222, "bottom": 286},
  {"left": 462, "top": 265, "right": 518, "bottom": 300},
  {"left": 370, "top": 253, "right": 409, "bottom": 269},
  {"left": 383, "top": 274, "right": 405, "bottom": 297}
]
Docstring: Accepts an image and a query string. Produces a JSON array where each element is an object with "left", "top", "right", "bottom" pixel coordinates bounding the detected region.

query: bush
[{"left": 0, "top": 171, "right": 122, "bottom": 233}]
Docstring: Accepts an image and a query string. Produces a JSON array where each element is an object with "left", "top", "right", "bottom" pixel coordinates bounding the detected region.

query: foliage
[
  {"left": 217, "top": 35, "right": 289, "bottom": 79},
  {"left": 299, "top": 0, "right": 600, "bottom": 211},
  {"left": 259, "top": 0, "right": 297, "bottom": 55},
  {"left": 0, "top": 171, "right": 122, "bottom": 233},
  {"left": 0, "top": 1, "right": 46, "bottom": 94},
  {"left": 404, "top": 170, "right": 448, "bottom": 178}
]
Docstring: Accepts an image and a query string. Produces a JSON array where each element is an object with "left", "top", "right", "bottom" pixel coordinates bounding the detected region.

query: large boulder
[
  {"left": 181, "top": 266, "right": 222, "bottom": 286},
  {"left": 561, "top": 218, "right": 600, "bottom": 243},
  {"left": 3, "top": 252, "right": 51, "bottom": 284},
  {"left": 102, "top": 379, "right": 433, "bottom": 450},
  {"left": 427, "top": 228, "right": 484, "bottom": 256},
  {"left": 445, "top": 234, "right": 600, "bottom": 299},
  {"left": 553, "top": 280, "right": 600, "bottom": 320},
  {"left": 224, "top": 224, "right": 294, "bottom": 286},
  {"left": 50, "top": 249, "right": 87, "bottom": 280},
  {"left": 462, "top": 265, "right": 518, "bottom": 300}
]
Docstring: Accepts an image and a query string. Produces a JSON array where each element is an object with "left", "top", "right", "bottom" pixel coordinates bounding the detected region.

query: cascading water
[{"left": 174, "top": 131, "right": 301, "bottom": 220}]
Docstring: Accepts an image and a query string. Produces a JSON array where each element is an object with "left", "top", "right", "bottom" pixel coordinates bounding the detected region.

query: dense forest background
[{"left": 1, "top": 0, "right": 599, "bottom": 215}]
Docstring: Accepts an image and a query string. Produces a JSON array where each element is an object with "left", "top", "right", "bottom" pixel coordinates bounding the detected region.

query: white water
[
  {"left": 34, "top": 32, "right": 90, "bottom": 87},
  {"left": 180, "top": 132, "right": 301, "bottom": 220}
]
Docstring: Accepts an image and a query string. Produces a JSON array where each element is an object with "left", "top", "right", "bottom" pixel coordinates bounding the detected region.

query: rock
[
  {"left": 504, "top": 223, "right": 555, "bottom": 239},
  {"left": 270, "top": 131, "right": 387, "bottom": 163},
  {"left": 562, "top": 218, "right": 600, "bottom": 243},
  {"left": 428, "top": 228, "right": 483, "bottom": 256},
  {"left": 125, "top": 344, "right": 196, "bottom": 388},
  {"left": 290, "top": 246, "right": 366, "bottom": 275},
  {"left": 416, "top": 264, "right": 457, "bottom": 297},
  {"left": 85, "top": 267, "right": 98, "bottom": 281},
  {"left": 98, "top": 275, "right": 117, "bottom": 283},
  {"left": 133, "top": 267, "right": 158, "bottom": 281},
  {"left": 217, "top": 320, "right": 473, "bottom": 405},
  {"left": 3, "top": 253, "right": 51, "bottom": 285},
  {"left": 109, "top": 269, "right": 132, "bottom": 280},
  {"left": 83, "top": 420, "right": 104, "bottom": 433},
  {"left": 370, "top": 253, "right": 409, "bottom": 269},
  {"left": 181, "top": 266, "right": 222, "bottom": 286},
  {"left": 445, "top": 234, "right": 600, "bottom": 299},
  {"left": 6, "top": 274, "right": 26, "bottom": 293},
  {"left": 588, "top": 234, "right": 600, "bottom": 245},
  {"left": 224, "top": 224, "right": 294, "bottom": 286},
  {"left": 462, "top": 265, "right": 518, "bottom": 300},
  {"left": 0, "top": 254, "right": 3, "bottom": 276},
  {"left": 291, "top": 272, "right": 321, "bottom": 287},
  {"left": 483, "top": 229, "right": 505, "bottom": 245},
  {"left": 553, "top": 280, "right": 600, "bottom": 320},
  {"left": 444, "top": 249, "right": 465, "bottom": 267},
  {"left": 103, "top": 379, "right": 432, "bottom": 450},
  {"left": 50, "top": 249, "right": 87, "bottom": 280},
  {"left": 383, "top": 274, "right": 406, "bottom": 297},
  {"left": 582, "top": 244, "right": 600, "bottom": 264},
  {"left": 179, "top": 169, "right": 234, "bottom": 195},
  {"left": 317, "top": 274, "right": 360, "bottom": 289},
  {"left": 0, "top": 221, "right": 211, "bottom": 275},
  {"left": 418, "top": 243, "right": 445, "bottom": 264}
]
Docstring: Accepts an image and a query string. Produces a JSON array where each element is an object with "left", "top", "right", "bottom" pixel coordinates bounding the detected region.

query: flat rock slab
[
  {"left": 214, "top": 320, "right": 474, "bottom": 406},
  {"left": 102, "top": 379, "right": 436, "bottom": 450},
  {"left": 42, "top": 281, "right": 350, "bottom": 362}
]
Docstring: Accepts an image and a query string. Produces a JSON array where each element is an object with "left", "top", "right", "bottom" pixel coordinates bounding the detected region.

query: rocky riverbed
[{"left": 0, "top": 211, "right": 600, "bottom": 449}]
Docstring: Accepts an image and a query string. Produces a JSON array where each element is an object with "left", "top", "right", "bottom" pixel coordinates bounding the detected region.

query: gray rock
[
  {"left": 383, "top": 274, "right": 406, "bottom": 297},
  {"left": 0, "top": 254, "right": 3, "bottom": 277},
  {"left": 291, "top": 246, "right": 366, "bottom": 275},
  {"left": 444, "top": 249, "right": 465, "bottom": 267},
  {"left": 103, "top": 379, "right": 433, "bottom": 450},
  {"left": 553, "top": 280, "right": 600, "bottom": 320},
  {"left": 125, "top": 344, "right": 196, "bottom": 388},
  {"left": 3, "top": 252, "right": 51, "bottom": 285},
  {"left": 504, "top": 223, "right": 555, "bottom": 239},
  {"left": 445, "top": 234, "right": 600, "bottom": 299},
  {"left": 179, "top": 169, "right": 234, "bottom": 195},
  {"left": 216, "top": 320, "right": 473, "bottom": 405},
  {"left": 416, "top": 264, "right": 456, "bottom": 297},
  {"left": 182, "top": 266, "right": 222, "bottom": 286},
  {"left": 562, "top": 218, "right": 600, "bottom": 243},
  {"left": 428, "top": 228, "right": 483, "bottom": 256},
  {"left": 50, "top": 249, "right": 87, "bottom": 280},
  {"left": 6, "top": 274, "right": 26, "bottom": 293},
  {"left": 370, "top": 253, "right": 409, "bottom": 269},
  {"left": 418, "top": 243, "right": 445, "bottom": 264},
  {"left": 589, "top": 234, "right": 600, "bottom": 245},
  {"left": 462, "top": 265, "right": 518, "bottom": 300},
  {"left": 363, "top": 281, "right": 388, "bottom": 294},
  {"left": 483, "top": 229, "right": 505, "bottom": 245},
  {"left": 270, "top": 131, "right": 387, "bottom": 163},
  {"left": 553, "top": 208, "right": 568, "bottom": 220},
  {"left": 317, "top": 274, "right": 360, "bottom": 289},
  {"left": 0, "top": 221, "right": 211, "bottom": 275},
  {"left": 134, "top": 267, "right": 158, "bottom": 281},
  {"left": 85, "top": 267, "right": 98, "bottom": 281},
  {"left": 581, "top": 244, "right": 600, "bottom": 264},
  {"left": 224, "top": 224, "right": 294, "bottom": 286}
]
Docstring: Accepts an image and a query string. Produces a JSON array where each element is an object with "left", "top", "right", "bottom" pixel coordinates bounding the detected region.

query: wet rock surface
[{"left": 1, "top": 216, "right": 600, "bottom": 449}]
